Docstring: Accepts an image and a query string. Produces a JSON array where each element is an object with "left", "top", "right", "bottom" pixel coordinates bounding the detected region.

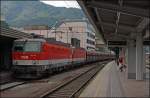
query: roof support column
[
  {"left": 136, "top": 32, "right": 145, "bottom": 80},
  {"left": 127, "top": 40, "right": 136, "bottom": 79}
]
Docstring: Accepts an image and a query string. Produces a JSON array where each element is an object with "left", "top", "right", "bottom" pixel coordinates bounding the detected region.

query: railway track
[
  {"left": 0, "top": 81, "right": 27, "bottom": 91},
  {"left": 41, "top": 63, "right": 105, "bottom": 98},
  {"left": 0, "top": 81, "right": 13, "bottom": 85},
  {"left": 0, "top": 61, "right": 108, "bottom": 98}
]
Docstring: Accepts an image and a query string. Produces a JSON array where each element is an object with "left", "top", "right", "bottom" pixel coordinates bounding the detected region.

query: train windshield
[{"left": 14, "top": 41, "right": 41, "bottom": 52}]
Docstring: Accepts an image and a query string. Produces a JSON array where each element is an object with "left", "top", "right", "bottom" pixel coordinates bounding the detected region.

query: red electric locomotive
[
  {"left": 12, "top": 38, "right": 114, "bottom": 79},
  {"left": 12, "top": 38, "right": 86, "bottom": 78}
]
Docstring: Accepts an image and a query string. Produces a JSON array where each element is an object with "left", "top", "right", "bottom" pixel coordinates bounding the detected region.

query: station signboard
[{"left": 107, "top": 41, "right": 127, "bottom": 47}]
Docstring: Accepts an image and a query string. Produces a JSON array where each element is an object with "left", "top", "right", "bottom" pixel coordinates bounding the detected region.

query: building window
[
  {"left": 87, "top": 39, "right": 95, "bottom": 45},
  {"left": 71, "top": 38, "right": 80, "bottom": 48},
  {"left": 87, "top": 46, "right": 95, "bottom": 50},
  {"left": 87, "top": 32, "right": 95, "bottom": 39}
]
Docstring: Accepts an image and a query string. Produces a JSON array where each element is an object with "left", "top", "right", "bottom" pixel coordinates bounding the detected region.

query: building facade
[
  {"left": 52, "top": 19, "right": 96, "bottom": 50},
  {"left": 18, "top": 19, "right": 96, "bottom": 50}
]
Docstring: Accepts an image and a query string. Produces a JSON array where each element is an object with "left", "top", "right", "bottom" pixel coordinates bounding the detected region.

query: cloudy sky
[{"left": 41, "top": 0, "right": 81, "bottom": 9}]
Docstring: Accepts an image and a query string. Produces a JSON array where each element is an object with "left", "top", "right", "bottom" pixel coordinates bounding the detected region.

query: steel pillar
[
  {"left": 136, "top": 33, "right": 144, "bottom": 80},
  {"left": 127, "top": 40, "right": 136, "bottom": 79}
]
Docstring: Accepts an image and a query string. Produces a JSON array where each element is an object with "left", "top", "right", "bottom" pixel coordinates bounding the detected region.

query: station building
[{"left": 0, "top": 20, "right": 32, "bottom": 71}]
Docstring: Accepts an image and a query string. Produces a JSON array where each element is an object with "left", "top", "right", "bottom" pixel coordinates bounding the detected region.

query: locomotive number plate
[{"left": 21, "top": 56, "right": 29, "bottom": 59}]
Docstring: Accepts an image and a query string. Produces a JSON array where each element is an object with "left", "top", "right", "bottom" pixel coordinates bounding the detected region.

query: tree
[{"left": 0, "top": 20, "right": 9, "bottom": 28}]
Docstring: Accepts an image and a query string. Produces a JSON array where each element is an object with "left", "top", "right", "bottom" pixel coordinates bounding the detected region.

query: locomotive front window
[
  {"left": 24, "top": 42, "right": 41, "bottom": 52},
  {"left": 14, "top": 42, "right": 24, "bottom": 52},
  {"left": 14, "top": 41, "right": 41, "bottom": 52}
]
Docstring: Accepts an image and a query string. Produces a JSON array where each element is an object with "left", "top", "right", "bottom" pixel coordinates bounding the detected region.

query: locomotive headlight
[
  {"left": 32, "top": 61, "right": 36, "bottom": 65},
  {"left": 32, "top": 60, "right": 39, "bottom": 65},
  {"left": 14, "top": 61, "right": 18, "bottom": 65}
]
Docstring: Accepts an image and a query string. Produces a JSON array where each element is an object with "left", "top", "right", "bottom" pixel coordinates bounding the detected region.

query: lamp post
[
  {"left": 48, "top": 21, "right": 58, "bottom": 40},
  {"left": 67, "top": 28, "right": 68, "bottom": 43},
  {"left": 55, "top": 27, "right": 56, "bottom": 40},
  {"left": 68, "top": 27, "right": 72, "bottom": 44},
  {"left": 47, "top": 27, "right": 49, "bottom": 38},
  {"left": 63, "top": 22, "right": 68, "bottom": 44},
  {"left": 54, "top": 21, "right": 58, "bottom": 40}
]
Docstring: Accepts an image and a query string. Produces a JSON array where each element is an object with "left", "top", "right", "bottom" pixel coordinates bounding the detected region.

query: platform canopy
[{"left": 77, "top": 0, "right": 150, "bottom": 46}]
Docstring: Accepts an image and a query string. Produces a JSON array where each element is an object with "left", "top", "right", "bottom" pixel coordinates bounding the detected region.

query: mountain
[{"left": 1, "top": 1, "right": 85, "bottom": 27}]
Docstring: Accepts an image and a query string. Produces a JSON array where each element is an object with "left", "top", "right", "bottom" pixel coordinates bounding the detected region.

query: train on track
[{"left": 12, "top": 38, "right": 115, "bottom": 79}]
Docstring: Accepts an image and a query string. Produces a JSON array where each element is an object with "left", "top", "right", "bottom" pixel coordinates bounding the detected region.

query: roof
[
  {"left": 55, "top": 19, "right": 90, "bottom": 28},
  {"left": 0, "top": 26, "right": 33, "bottom": 39},
  {"left": 77, "top": 0, "right": 150, "bottom": 45}
]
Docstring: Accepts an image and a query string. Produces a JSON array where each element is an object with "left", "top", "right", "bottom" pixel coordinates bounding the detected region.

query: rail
[{"left": 41, "top": 62, "right": 106, "bottom": 98}]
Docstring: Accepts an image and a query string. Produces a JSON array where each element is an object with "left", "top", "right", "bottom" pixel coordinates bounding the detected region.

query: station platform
[{"left": 79, "top": 61, "right": 149, "bottom": 97}]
